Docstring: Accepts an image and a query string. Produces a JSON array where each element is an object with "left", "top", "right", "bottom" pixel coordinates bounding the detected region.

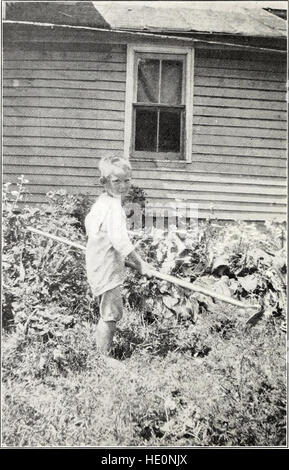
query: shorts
[{"left": 98, "top": 286, "right": 123, "bottom": 322}]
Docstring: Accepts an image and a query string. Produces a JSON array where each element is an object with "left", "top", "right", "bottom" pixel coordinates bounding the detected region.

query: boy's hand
[
  {"left": 140, "top": 262, "right": 153, "bottom": 278},
  {"left": 126, "top": 250, "right": 153, "bottom": 278}
]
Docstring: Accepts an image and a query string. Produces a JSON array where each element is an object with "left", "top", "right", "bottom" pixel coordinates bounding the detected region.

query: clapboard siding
[
  {"left": 4, "top": 127, "right": 124, "bottom": 140},
  {"left": 194, "top": 87, "right": 285, "bottom": 102},
  {"left": 4, "top": 137, "right": 124, "bottom": 149},
  {"left": 4, "top": 104, "right": 285, "bottom": 121},
  {"left": 4, "top": 95, "right": 286, "bottom": 111},
  {"left": 5, "top": 117, "right": 124, "bottom": 129},
  {"left": 5, "top": 154, "right": 286, "bottom": 172},
  {"left": 4, "top": 115, "right": 286, "bottom": 130},
  {"left": 4, "top": 88, "right": 126, "bottom": 100},
  {"left": 4, "top": 78, "right": 126, "bottom": 91},
  {"left": 4, "top": 97, "right": 125, "bottom": 110},
  {"left": 4, "top": 61, "right": 127, "bottom": 71},
  {"left": 195, "top": 67, "right": 286, "bottom": 82},
  {"left": 4, "top": 138, "right": 285, "bottom": 157},
  {"left": 3, "top": 41, "right": 287, "bottom": 221},
  {"left": 4, "top": 107, "right": 124, "bottom": 120},
  {"left": 3, "top": 172, "right": 285, "bottom": 206},
  {"left": 195, "top": 57, "right": 287, "bottom": 73},
  {"left": 4, "top": 128, "right": 285, "bottom": 146},
  {"left": 4, "top": 164, "right": 286, "bottom": 186}
]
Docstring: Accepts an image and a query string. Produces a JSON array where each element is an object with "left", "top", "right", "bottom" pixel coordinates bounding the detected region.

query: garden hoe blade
[{"left": 245, "top": 300, "right": 265, "bottom": 331}]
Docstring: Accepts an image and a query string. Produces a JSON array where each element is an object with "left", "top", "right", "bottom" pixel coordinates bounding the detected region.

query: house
[{"left": 2, "top": 1, "right": 287, "bottom": 221}]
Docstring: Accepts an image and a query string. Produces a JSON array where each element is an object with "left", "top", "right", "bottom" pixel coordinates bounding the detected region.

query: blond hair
[{"left": 98, "top": 155, "right": 131, "bottom": 178}]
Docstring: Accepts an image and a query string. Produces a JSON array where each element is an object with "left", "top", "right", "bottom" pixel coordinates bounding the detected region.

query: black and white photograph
[{"left": 1, "top": 0, "right": 287, "bottom": 451}]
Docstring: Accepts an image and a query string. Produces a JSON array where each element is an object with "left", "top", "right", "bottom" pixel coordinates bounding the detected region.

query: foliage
[
  {"left": 45, "top": 190, "right": 94, "bottom": 233},
  {"left": 123, "top": 184, "right": 147, "bottom": 207},
  {"left": 2, "top": 181, "right": 94, "bottom": 336},
  {"left": 123, "top": 222, "right": 287, "bottom": 331},
  {"left": 2, "top": 179, "right": 287, "bottom": 447}
]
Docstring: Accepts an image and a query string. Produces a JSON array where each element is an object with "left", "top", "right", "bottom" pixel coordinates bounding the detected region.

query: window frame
[{"left": 124, "top": 44, "right": 194, "bottom": 163}]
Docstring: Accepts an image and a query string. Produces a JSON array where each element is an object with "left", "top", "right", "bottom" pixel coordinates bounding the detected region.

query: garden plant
[{"left": 2, "top": 178, "right": 287, "bottom": 447}]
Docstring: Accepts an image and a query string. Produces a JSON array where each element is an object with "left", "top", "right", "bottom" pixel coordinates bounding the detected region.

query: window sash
[
  {"left": 135, "top": 54, "right": 186, "bottom": 106},
  {"left": 133, "top": 104, "right": 185, "bottom": 155}
]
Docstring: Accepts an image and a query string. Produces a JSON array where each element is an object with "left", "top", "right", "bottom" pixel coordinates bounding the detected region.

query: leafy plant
[{"left": 2, "top": 182, "right": 94, "bottom": 339}]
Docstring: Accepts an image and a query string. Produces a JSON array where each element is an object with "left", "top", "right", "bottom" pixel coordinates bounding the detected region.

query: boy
[{"left": 85, "top": 155, "right": 150, "bottom": 356}]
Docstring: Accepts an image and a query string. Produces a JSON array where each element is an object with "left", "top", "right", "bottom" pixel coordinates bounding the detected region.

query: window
[{"left": 125, "top": 45, "right": 194, "bottom": 162}]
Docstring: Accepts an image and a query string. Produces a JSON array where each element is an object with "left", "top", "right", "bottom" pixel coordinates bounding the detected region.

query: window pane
[
  {"left": 135, "top": 108, "right": 158, "bottom": 151},
  {"left": 159, "top": 110, "right": 181, "bottom": 152},
  {"left": 137, "top": 59, "right": 160, "bottom": 103},
  {"left": 160, "top": 60, "right": 183, "bottom": 104}
]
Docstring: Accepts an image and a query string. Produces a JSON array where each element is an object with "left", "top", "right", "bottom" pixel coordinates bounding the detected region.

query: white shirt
[{"left": 85, "top": 193, "right": 134, "bottom": 296}]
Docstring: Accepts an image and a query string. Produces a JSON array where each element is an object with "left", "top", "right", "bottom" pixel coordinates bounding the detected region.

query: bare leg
[{"left": 95, "top": 318, "right": 116, "bottom": 355}]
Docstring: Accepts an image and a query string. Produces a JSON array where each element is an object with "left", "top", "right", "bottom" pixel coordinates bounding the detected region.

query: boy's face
[{"left": 104, "top": 168, "right": 131, "bottom": 198}]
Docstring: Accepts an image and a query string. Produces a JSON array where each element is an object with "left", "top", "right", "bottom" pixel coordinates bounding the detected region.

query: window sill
[
  {"left": 130, "top": 157, "right": 190, "bottom": 165},
  {"left": 130, "top": 158, "right": 187, "bottom": 162},
  {"left": 131, "top": 151, "right": 186, "bottom": 162}
]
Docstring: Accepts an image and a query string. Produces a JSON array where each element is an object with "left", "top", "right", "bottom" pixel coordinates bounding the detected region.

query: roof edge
[{"left": 3, "top": 20, "right": 287, "bottom": 54}]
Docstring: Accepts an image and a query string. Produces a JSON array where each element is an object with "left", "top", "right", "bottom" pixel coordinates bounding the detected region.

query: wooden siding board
[
  {"left": 195, "top": 57, "right": 287, "bottom": 73},
  {"left": 194, "top": 76, "right": 286, "bottom": 92},
  {"left": 4, "top": 116, "right": 124, "bottom": 130},
  {"left": 4, "top": 97, "right": 125, "bottom": 111},
  {"left": 4, "top": 44, "right": 127, "bottom": 59},
  {"left": 4, "top": 125, "right": 285, "bottom": 142},
  {"left": 191, "top": 157, "right": 286, "bottom": 170},
  {"left": 193, "top": 116, "right": 287, "bottom": 130},
  {"left": 192, "top": 145, "right": 286, "bottom": 158},
  {"left": 4, "top": 60, "right": 127, "bottom": 71},
  {"left": 3, "top": 87, "right": 126, "bottom": 101},
  {"left": 194, "top": 67, "right": 286, "bottom": 82},
  {"left": 4, "top": 154, "right": 286, "bottom": 173},
  {"left": 4, "top": 137, "right": 124, "bottom": 149},
  {"left": 4, "top": 143, "right": 285, "bottom": 159},
  {"left": 194, "top": 106, "right": 286, "bottom": 121},
  {"left": 194, "top": 96, "right": 286, "bottom": 111},
  {"left": 8, "top": 114, "right": 286, "bottom": 132},
  {"left": 193, "top": 125, "right": 286, "bottom": 139},
  {"left": 3, "top": 147, "right": 125, "bottom": 158},
  {"left": 4, "top": 126, "right": 124, "bottom": 140},
  {"left": 4, "top": 116, "right": 285, "bottom": 134},
  {"left": 194, "top": 86, "right": 286, "bottom": 102},
  {"left": 4, "top": 41, "right": 127, "bottom": 52},
  {"left": 193, "top": 135, "right": 286, "bottom": 149},
  {"left": 3, "top": 107, "right": 124, "bottom": 120},
  {"left": 4, "top": 104, "right": 285, "bottom": 122},
  {"left": 4, "top": 96, "right": 285, "bottom": 113},
  {"left": 3, "top": 69, "right": 127, "bottom": 82},
  {"left": 4, "top": 78, "right": 127, "bottom": 91},
  {"left": 3, "top": 146, "right": 286, "bottom": 160}
]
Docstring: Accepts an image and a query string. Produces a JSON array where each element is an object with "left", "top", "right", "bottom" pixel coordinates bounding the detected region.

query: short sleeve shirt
[{"left": 85, "top": 193, "right": 134, "bottom": 296}]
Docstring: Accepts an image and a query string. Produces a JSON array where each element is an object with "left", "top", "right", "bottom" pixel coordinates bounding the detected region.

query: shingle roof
[
  {"left": 94, "top": 2, "right": 287, "bottom": 38},
  {"left": 5, "top": 1, "right": 110, "bottom": 28},
  {"left": 5, "top": 1, "right": 287, "bottom": 39}
]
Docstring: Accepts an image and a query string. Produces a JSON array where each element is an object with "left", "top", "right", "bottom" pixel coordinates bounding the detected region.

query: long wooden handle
[
  {"left": 27, "top": 226, "right": 260, "bottom": 310},
  {"left": 27, "top": 227, "right": 86, "bottom": 251},
  {"left": 148, "top": 269, "right": 259, "bottom": 309}
]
